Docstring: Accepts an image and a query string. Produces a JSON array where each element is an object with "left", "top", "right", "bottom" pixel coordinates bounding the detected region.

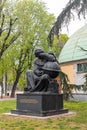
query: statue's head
[{"left": 34, "top": 48, "right": 44, "bottom": 57}]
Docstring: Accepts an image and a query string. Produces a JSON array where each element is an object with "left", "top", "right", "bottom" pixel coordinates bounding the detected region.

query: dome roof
[{"left": 58, "top": 24, "right": 87, "bottom": 63}]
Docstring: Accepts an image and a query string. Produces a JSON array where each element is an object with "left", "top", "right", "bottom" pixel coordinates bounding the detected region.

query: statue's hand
[{"left": 41, "top": 74, "right": 49, "bottom": 80}]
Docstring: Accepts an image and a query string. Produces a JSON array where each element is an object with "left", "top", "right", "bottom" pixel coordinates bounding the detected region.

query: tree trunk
[
  {"left": 10, "top": 73, "right": 20, "bottom": 98},
  {"left": 5, "top": 72, "right": 7, "bottom": 96},
  {"left": 1, "top": 75, "right": 4, "bottom": 98}
]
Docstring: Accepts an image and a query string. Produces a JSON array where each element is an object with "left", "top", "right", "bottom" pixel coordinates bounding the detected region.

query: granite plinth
[{"left": 11, "top": 93, "right": 68, "bottom": 117}]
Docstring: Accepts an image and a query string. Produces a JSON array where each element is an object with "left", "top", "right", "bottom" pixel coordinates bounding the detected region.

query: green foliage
[
  {"left": 72, "top": 74, "right": 87, "bottom": 93},
  {"left": 15, "top": 0, "right": 55, "bottom": 48},
  {"left": 82, "top": 74, "right": 87, "bottom": 92},
  {"left": 0, "top": 0, "right": 55, "bottom": 95},
  {"left": 18, "top": 72, "right": 26, "bottom": 90},
  {"left": 49, "top": 34, "right": 69, "bottom": 57},
  {"left": 59, "top": 71, "right": 78, "bottom": 100},
  {"left": 58, "top": 34, "right": 69, "bottom": 48},
  {"left": 59, "top": 71, "right": 72, "bottom": 100},
  {"left": 0, "top": 7, "right": 20, "bottom": 59}
]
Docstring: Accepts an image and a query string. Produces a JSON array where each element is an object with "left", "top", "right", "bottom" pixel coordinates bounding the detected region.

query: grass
[
  {"left": 0, "top": 100, "right": 16, "bottom": 113},
  {"left": 0, "top": 100, "right": 87, "bottom": 130}
]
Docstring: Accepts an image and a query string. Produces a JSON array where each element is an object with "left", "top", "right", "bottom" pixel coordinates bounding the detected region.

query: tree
[
  {"left": 10, "top": 48, "right": 29, "bottom": 97},
  {"left": 15, "top": 0, "right": 55, "bottom": 48},
  {"left": 0, "top": 0, "right": 6, "bottom": 16},
  {"left": 4, "top": 0, "right": 55, "bottom": 97},
  {"left": 48, "top": 0, "right": 87, "bottom": 45},
  {"left": 0, "top": 0, "right": 20, "bottom": 59},
  {"left": 49, "top": 34, "right": 69, "bottom": 57},
  {"left": 0, "top": 0, "right": 20, "bottom": 97},
  {"left": 47, "top": 0, "right": 87, "bottom": 99}
]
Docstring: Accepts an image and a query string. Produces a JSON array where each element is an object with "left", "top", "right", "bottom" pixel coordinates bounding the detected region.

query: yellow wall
[{"left": 60, "top": 64, "right": 74, "bottom": 84}]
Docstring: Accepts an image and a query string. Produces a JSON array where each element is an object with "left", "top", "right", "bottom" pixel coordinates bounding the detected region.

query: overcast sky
[{"left": 42, "top": 0, "right": 87, "bottom": 36}]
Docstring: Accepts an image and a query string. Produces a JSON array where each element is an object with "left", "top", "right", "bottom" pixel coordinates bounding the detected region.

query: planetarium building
[{"left": 58, "top": 24, "right": 87, "bottom": 95}]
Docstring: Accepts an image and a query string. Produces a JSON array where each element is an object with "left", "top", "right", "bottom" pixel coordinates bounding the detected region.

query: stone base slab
[{"left": 11, "top": 93, "right": 68, "bottom": 117}]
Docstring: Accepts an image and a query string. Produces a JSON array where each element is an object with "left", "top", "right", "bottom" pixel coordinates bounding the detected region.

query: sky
[{"left": 42, "top": 0, "right": 87, "bottom": 36}]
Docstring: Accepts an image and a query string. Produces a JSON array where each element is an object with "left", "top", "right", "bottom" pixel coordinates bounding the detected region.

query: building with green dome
[{"left": 58, "top": 24, "right": 87, "bottom": 95}]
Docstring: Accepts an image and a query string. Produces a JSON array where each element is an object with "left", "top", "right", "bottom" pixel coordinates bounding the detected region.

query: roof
[{"left": 58, "top": 24, "right": 87, "bottom": 63}]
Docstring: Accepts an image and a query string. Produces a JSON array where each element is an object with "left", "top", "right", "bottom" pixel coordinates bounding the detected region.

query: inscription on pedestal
[{"left": 19, "top": 99, "right": 38, "bottom": 104}]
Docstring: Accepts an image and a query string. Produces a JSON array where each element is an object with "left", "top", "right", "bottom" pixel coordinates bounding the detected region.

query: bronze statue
[{"left": 25, "top": 48, "right": 60, "bottom": 93}]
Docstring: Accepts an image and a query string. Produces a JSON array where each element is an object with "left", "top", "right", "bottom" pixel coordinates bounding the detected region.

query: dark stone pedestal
[{"left": 11, "top": 93, "right": 68, "bottom": 117}]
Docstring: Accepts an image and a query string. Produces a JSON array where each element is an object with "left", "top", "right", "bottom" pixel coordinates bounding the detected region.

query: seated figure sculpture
[{"left": 25, "top": 48, "right": 60, "bottom": 93}]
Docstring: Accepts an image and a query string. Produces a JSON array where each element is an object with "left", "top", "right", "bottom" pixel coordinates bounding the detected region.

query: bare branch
[
  {"left": 4, "top": 17, "right": 18, "bottom": 41},
  {"left": 0, "top": 14, "right": 5, "bottom": 36},
  {"left": 9, "top": 32, "right": 20, "bottom": 45},
  {"left": 0, "top": 32, "right": 20, "bottom": 59},
  {"left": 48, "top": 0, "right": 87, "bottom": 46}
]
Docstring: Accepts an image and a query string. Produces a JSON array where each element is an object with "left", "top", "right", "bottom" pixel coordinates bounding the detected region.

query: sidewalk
[
  {"left": 0, "top": 91, "right": 23, "bottom": 101},
  {"left": 0, "top": 96, "right": 16, "bottom": 101}
]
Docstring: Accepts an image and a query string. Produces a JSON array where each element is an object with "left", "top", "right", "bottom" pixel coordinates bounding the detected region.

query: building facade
[{"left": 58, "top": 25, "right": 87, "bottom": 96}]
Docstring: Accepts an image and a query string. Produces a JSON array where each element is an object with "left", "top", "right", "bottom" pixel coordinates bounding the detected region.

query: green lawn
[{"left": 0, "top": 100, "right": 87, "bottom": 130}]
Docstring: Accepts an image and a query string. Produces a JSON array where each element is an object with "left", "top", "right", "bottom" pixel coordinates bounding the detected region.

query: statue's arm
[{"left": 39, "top": 52, "right": 56, "bottom": 61}]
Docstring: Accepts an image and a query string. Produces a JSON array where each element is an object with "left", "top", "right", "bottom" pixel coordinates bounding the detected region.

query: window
[{"left": 77, "top": 63, "right": 87, "bottom": 72}]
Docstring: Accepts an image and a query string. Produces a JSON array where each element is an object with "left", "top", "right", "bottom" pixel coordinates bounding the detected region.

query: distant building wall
[
  {"left": 60, "top": 63, "right": 74, "bottom": 84},
  {"left": 74, "top": 63, "right": 86, "bottom": 85},
  {"left": 60, "top": 60, "right": 87, "bottom": 85}
]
